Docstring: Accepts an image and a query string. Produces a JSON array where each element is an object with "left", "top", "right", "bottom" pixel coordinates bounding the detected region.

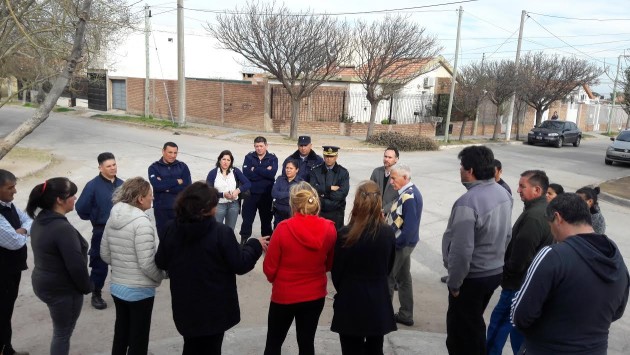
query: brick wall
[{"left": 126, "top": 78, "right": 266, "bottom": 130}]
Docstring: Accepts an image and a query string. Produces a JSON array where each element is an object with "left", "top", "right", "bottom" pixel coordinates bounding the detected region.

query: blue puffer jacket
[
  {"left": 148, "top": 159, "right": 192, "bottom": 210},
  {"left": 242, "top": 151, "right": 278, "bottom": 194}
]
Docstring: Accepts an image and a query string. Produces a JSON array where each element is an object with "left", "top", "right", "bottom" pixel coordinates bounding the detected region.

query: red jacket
[{"left": 263, "top": 213, "right": 337, "bottom": 304}]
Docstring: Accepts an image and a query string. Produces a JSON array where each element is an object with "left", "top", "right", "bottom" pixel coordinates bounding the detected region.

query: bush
[{"left": 366, "top": 132, "right": 439, "bottom": 151}]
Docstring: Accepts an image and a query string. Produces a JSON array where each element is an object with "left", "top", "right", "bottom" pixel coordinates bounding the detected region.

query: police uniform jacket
[
  {"left": 242, "top": 151, "right": 278, "bottom": 194},
  {"left": 309, "top": 163, "right": 350, "bottom": 213},
  {"left": 282, "top": 150, "right": 324, "bottom": 182}
]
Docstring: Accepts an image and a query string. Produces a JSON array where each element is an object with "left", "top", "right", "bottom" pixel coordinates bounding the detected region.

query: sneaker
[
  {"left": 440, "top": 275, "right": 448, "bottom": 283},
  {"left": 91, "top": 290, "right": 108, "bottom": 310},
  {"left": 394, "top": 313, "right": 414, "bottom": 327}
]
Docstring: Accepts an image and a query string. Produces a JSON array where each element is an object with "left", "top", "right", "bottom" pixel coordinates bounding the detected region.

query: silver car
[{"left": 605, "top": 129, "right": 630, "bottom": 165}]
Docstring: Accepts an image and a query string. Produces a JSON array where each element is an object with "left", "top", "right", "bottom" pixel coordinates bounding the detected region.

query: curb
[{"left": 598, "top": 191, "right": 630, "bottom": 209}]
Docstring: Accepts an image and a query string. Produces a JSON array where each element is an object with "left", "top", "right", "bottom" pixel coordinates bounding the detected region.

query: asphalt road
[{"left": 2, "top": 105, "right": 630, "bottom": 354}]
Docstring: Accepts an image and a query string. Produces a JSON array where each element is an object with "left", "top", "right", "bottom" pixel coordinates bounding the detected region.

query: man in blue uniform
[
  {"left": 240, "top": 136, "right": 278, "bottom": 245},
  {"left": 0, "top": 169, "right": 32, "bottom": 355},
  {"left": 76, "top": 152, "right": 123, "bottom": 310},
  {"left": 148, "top": 142, "right": 192, "bottom": 240},
  {"left": 309, "top": 146, "right": 350, "bottom": 229},
  {"left": 281, "top": 135, "right": 323, "bottom": 182}
]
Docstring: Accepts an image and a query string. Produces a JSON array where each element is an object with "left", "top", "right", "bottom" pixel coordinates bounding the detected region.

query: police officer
[
  {"left": 281, "top": 135, "right": 323, "bottom": 182},
  {"left": 240, "top": 136, "right": 278, "bottom": 244},
  {"left": 309, "top": 146, "right": 350, "bottom": 229}
]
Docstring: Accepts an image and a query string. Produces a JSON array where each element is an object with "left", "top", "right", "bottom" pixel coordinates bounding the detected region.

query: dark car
[
  {"left": 527, "top": 120, "right": 582, "bottom": 148},
  {"left": 605, "top": 129, "right": 630, "bottom": 166}
]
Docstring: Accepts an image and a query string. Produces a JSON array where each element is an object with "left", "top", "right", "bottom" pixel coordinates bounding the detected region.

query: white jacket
[{"left": 101, "top": 202, "right": 164, "bottom": 288}]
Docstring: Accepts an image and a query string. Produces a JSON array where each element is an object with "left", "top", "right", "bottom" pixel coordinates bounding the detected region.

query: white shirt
[
  {"left": 0, "top": 201, "right": 32, "bottom": 250},
  {"left": 214, "top": 171, "right": 237, "bottom": 204}
]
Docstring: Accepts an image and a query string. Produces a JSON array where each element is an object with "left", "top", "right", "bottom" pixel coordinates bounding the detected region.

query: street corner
[
  {"left": 598, "top": 176, "right": 630, "bottom": 208},
  {"left": 0, "top": 146, "right": 53, "bottom": 179}
]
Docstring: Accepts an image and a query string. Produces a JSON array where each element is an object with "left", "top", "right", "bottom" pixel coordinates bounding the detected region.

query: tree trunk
[
  {"left": 535, "top": 110, "right": 544, "bottom": 126},
  {"left": 459, "top": 117, "right": 468, "bottom": 141},
  {"left": 289, "top": 97, "right": 300, "bottom": 140},
  {"left": 0, "top": 0, "right": 93, "bottom": 160},
  {"left": 625, "top": 115, "right": 630, "bottom": 130},
  {"left": 366, "top": 99, "right": 380, "bottom": 140},
  {"left": 516, "top": 115, "right": 521, "bottom": 140},
  {"left": 492, "top": 112, "right": 501, "bottom": 140}
]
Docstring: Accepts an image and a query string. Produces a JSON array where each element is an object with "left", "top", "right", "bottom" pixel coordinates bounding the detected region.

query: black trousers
[
  {"left": 0, "top": 272, "right": 21, "bottom": 355},
  {"left": 240, "top": 192, "right": 273, "bottom": 239},
  {"left": 155, "top": 208, "right": 176, "bottom": 241},
  {"left": 264, "top": 298, "right": 325, "bottom": 355},
  {"left": 320, "top": 209, "right": 344, "bottom": 230},
  {"left": 112, "top": 296, "right": 155, "bottom": 355},
  {"left": 182, "top": 333, "right": 224, "bottom": 355},
  {"left": 88, "top": 226, "right": 108, "bottom": 291},
  {"left": 339, "top": 334, "right": 385, "bottom": 355},
  {"left": 446, "top": 273, "right": 502, "bottom": 355}
]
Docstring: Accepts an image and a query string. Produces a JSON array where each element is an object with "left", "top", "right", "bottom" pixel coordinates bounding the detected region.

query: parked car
[
  {"left": 527, "top": 120, "right": 582, "bottom": 148},
  {"left": 605, "top": 129, "right": 630, "bottom": 165}
]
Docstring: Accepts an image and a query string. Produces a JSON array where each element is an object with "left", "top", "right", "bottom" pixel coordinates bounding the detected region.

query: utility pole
[
  {"left": 472, "top": 52, "right": 485, "bottom": 136},
  {"left": 505, "top": 10, "right": 526, "bottom": 141},
  {"left": 607, "top": 55, "right": 628, "bottom": 134},
  {"left": 444, "top": 6, "right": 462, "bottom": 143},
  {"left": 177, "top": 0, "right": 186, "bottom": 126},
  {"left": 144, "top": 4, "right": 151, "bottom": 118}
]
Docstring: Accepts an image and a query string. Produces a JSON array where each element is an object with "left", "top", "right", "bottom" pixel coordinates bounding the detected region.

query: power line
[
  {"left": 527, "top": 14, "right": 611, "bottom": 65},
  {"left": 527, "top": 12, "right": 630, "bottom": 22},
  {"left": 464, "top": 11, "right": 513, "bottom": 34},
  {"left": 184, "top": 0, "right": 476, "bottom": 16}
]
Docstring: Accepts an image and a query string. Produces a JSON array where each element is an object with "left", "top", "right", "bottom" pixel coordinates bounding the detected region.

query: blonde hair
[
  {"left": 289, "top": 181, "right": 320, "bottom": 216},
  {"left": 112, "top": 177, "right": 151, "bottom": 206}
]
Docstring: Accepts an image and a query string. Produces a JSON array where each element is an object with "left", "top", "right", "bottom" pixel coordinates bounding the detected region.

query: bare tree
[
  {"left": 0, "top": 0, "right": 94, "bottom": 159},
  {"left": 208, "top": 1, "right": 351, "bottom": 139},
  {"left": 0, "top": 0, "right": 134, "bottom": 108},
  {"left": 352, "top": 15, "right": 441, "bottom": 139},
  {"left": 518, "top": 52, "right": 601, "bottom": 126},
  {"left": 485, "top": 59, "right": 517, "bottom": 139},
  {"left": 453, "top": 61, "right": 487, "bottom": 140}
]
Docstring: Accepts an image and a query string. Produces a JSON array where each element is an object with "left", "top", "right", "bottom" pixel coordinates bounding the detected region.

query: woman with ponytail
[
  {"left": 576, "top": 186, "right": 606, "bottom": 234},
  {"left": 330, "top": 181, "right": 397, "bottom": 354},
  {"left": 263, "top": 181, "right": 337, "bottom": 355},
  {"left": 27, "top": 178, "right": 90, "bottom": 355}
]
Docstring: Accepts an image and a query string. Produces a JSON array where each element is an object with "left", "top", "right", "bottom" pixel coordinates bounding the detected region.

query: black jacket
[
  {"left": 512, "top": 233, "right": 630, "bottom": 354},
  {"left": 30, "top": 210, "right": 91, "bottom": 296},
  {"left": 331, "top": 223, "right": 397, "bottom": 336},
  {"left": 282, "top": 150, "right": 324, "bottom": 182},
  {"left": 155, "top": 217, "right": 263, "bottom": 337},
  {"left": 309, "top": 163, "right": 350, "bottom": 213},
  {"left": 502, "top": 196, "right": 552, "bottom": 290}
]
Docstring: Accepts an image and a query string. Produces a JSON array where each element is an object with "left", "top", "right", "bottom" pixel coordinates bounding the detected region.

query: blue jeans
[
  {"left": 215, "top": 201, "right": 240, "bottom": 231},
  {"left": 487, "top": 288, "right": 524, "bottom": 355},
  {"left": 88, "top": 227, "right": 108, "bottom": 291}
]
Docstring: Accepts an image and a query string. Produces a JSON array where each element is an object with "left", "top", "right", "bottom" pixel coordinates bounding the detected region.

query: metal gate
[{"left": 111, "top": 79, "right": 126, "bottom": 110}]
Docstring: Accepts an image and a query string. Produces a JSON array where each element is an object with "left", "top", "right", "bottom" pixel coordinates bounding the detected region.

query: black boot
[{"left": 91, "top": 289, "right": 107, "bottom": 310}]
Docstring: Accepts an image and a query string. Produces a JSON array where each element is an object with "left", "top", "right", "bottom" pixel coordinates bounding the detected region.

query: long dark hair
[
  {"left": 26, "top": 177, "right": 78, "bottom": 218},
  {"left": 576, "top": 186, "right": 600, "bottom": 214},
  {"left": 343, "top": 181, "right": 384, "bottom": 247},
  {"left": 175, "top": 181, "right": 219, "bottom": 223},
  {"left": 215, "top": 150, "right": 234, "bottom": 174}
]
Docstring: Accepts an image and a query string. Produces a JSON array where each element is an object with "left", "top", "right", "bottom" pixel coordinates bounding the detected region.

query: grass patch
[
  {"left": 23, "top": 102, "right": 39, "bottom": 108},
  {"left": 92, "top": 114, "right": 180, "bottom": 128},
  {"left": 601, "top": 131, "right": 619, "bottom": 137},
  {"left": 1, "top": 146, "right": 51, "bottom": 162},
  {"left": 53, "top": 107, "right": 75, "bottom": 112}
]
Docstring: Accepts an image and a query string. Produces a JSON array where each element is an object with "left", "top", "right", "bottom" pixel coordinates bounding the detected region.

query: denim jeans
[
  {"left": 215, "top": 201, "right": 240, "bottom": 231},
  {"left": 487, "top": 288, "right": 524, "bottom": 355},
  {"left": 35, "top": 291, "right": 83, "bottom": 355}
]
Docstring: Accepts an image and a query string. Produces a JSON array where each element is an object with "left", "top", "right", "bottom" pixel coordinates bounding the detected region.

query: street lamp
[{"left": 607, "top": 54, "right": 630, "bottom": 134}]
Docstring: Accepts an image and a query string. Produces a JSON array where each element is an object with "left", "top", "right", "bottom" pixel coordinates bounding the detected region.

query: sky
[{"left": 124, "top": 0, "right": 630, "bottom": 96}]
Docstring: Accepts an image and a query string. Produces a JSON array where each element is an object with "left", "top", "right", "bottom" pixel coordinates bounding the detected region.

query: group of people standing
[
  {"left": 441, "top": 145, "right": 628, "bottom": 355},
  {"left": 0, "top": 135, "right": 628, "bottom": 355}
]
